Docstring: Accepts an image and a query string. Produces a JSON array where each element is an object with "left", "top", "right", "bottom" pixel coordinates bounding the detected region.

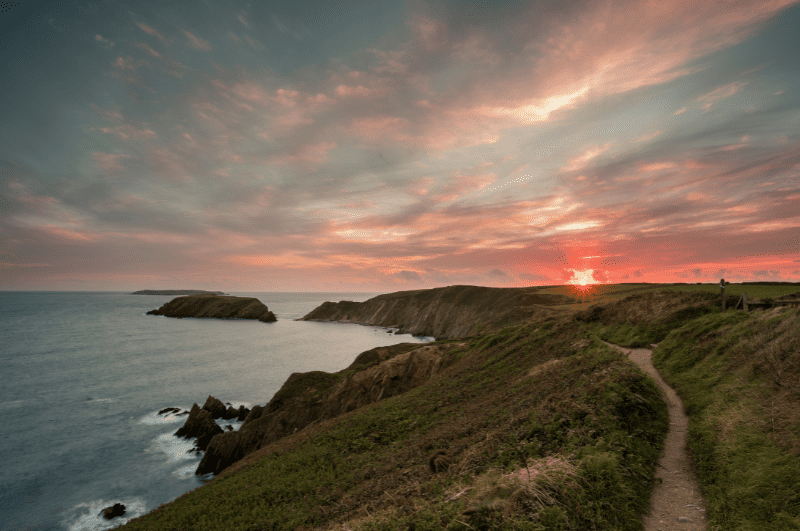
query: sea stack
[{"left": 147, "top": 294, "right": 277, "bottom": 322}]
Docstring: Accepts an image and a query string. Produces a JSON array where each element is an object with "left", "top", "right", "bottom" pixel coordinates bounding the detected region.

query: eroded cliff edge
[
  {"left": 147, "top": 294, "right": 277, "bottom": 322},
  {"left": 195, "top": 341, "right": 464, "bottom": 476},
  {"left": 299, "top": 284, "right": 574, "bottom": 339}
]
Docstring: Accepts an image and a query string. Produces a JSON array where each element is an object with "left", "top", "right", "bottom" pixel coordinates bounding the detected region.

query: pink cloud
[
  {"left": 95, "top": 34, "right": 114, "bottom": 46},
  {"left": 183, "top": 30, "right": 212, "bottom": 51},
  {"left": 136, "top": 23, "right": 167, "bottom": 44},
  {"left": 136, "top": 41, "right": 161, "bottom": 58},
  {"left": 92, "top": 152, "right": 129, "bottom": 173}
]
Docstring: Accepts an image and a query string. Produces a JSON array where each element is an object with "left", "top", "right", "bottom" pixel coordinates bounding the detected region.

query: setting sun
[{"left": 567, "top": 269, "right": 598, "bottom": 286}]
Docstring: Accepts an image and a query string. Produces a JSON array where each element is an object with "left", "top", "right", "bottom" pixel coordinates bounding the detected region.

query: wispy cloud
[{"left": 2, "top": 0, "right": 799, "bottom": 290}]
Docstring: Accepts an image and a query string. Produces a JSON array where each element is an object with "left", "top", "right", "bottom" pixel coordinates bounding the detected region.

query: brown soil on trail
[{"left": 603, "top": 341, "right": 708, "bottom": 531}]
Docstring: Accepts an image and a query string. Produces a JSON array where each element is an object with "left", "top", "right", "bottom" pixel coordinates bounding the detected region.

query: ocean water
[{"left": 0, "top": 291, "right": 431, "bottom": 531}]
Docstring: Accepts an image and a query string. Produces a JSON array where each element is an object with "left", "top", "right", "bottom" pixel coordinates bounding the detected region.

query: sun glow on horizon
[{"left": 567, "top": 269, "right": 598, "bottom": 286}]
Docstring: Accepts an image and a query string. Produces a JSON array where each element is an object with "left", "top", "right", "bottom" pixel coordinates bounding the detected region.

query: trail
[{"left": 602, "top": 341, "right": 708, "bottom": 531}]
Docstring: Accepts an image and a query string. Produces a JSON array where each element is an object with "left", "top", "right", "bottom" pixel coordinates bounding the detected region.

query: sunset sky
[{"left": 1, "top": 0, "right": 799, "bottom": 292}]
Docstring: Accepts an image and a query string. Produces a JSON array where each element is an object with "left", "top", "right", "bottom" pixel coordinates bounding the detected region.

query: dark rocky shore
[{"left": 147, "top": 294, "right": 276, "bottom": 322}]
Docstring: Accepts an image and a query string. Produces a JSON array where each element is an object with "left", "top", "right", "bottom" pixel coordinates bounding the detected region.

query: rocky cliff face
[
  {"left": 196, "top": 342, "right": 465, "bottom": 476},
  {"left": 147, "top": 294, "right": 276, "bottom": 322},
  {"left": 299, "top": 285, "right": 572, "bottom": 339}
]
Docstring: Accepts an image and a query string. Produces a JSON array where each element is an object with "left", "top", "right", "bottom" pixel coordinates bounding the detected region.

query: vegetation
[
  {"left": 584, "top": 287, "right": 800, "bottom": 530},
  {"left": 653, "top": 307, "right": 800, "bottom": 530},
  {"left": 119, "top": 317, "right": 668, "bottom": 530},
  {"left": 118, "top": 283, "right": 800, "bottom": 531}
]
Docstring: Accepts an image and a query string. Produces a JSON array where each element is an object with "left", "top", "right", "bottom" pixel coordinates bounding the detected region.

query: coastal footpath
[
  {"left": 300, "top": 284, "right": 574, "bottom": 339},
  {"left": 146, "top": 294, "right": 277, "bottom": 322}
]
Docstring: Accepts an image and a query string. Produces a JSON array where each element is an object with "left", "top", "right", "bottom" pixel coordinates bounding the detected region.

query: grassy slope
[
  {"left": 119, "top": 317, "right": 668, "bottom": 531},
  {"left": 541, "top": 283, "right": 800, "bottom": 311},
  {"left": 587, "top": 291, "right": 800, "bottom": 530},
  {"left": 653, "top": 308, "right": 800, "bottom": 531}
]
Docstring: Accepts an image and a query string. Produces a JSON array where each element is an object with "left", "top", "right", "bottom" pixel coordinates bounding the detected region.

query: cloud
[
  {"left": 136, "top": 41, "right": 161, "bottom": 58},
  {"left": 183, "top": 30, "right": 212, "bottom": 51},
  {"left": 487, "top": 268, "right": 509, "bottom": 278},
  {"left": 95, "top": 34, "right": 114, "bottom": 47},
  {"left": 136, "top": 22, "right": 167, "bottom": 44},
  {"left": 4, "top": 0, "right": 800, "bottom": 290},
  {"left": 392, "top": 270, "right": 423, "bottom": 282}
]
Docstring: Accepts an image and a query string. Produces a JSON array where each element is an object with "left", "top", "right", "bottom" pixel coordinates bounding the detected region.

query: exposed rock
[
  {"left": 202, "top": 395, "right": 227, "bottom": 419},
  {"left": 175, "top": 404, "right": 224, "bottom": 452},
  {"left": 299, "top": 285, "right": 569, "bottom": 339},
  {"left": 225, "top": 425, "right": 234, "bottom": 432},
  {"left": 197, "top": 342, "right": 464, "bottom": 476},
  {"left": 236, "top": 405, "right": 249, "bottom": 421},
  {"left": 101, "top": 503, "right": 125, "bottom": 519},
  {"left": 147, "top": 294, "right": 276, "bottom": 322},
  {"left": 221, "top": 406, "right": 239, "bottom": 420},
  {"left": 133, "top": 290, "right": 225, "bottom": 295},
  {"left": 158, "top": 407, "right": 182, "bottom": 415}
]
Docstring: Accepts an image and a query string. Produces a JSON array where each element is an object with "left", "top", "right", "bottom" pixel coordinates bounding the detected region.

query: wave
[{"left": 66, "top": 498, "right": 147, "bottom": 531}]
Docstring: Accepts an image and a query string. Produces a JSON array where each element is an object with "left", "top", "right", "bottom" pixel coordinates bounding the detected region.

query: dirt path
[{"left": 602, "top": 341, "right": 708, "bottom": 530}]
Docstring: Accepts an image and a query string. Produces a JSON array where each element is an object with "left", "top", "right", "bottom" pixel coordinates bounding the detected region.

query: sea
[{"left": 0, "top": 291, "right": 432, "bottom": 531}]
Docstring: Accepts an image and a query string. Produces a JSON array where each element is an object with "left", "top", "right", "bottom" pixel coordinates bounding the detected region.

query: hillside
[{"left": 300, "top": 285, "right": 574, "bottom": 339}]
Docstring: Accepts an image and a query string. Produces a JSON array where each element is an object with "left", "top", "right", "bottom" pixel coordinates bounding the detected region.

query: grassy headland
[
  {"left": 118, "top": 284, "right": 800, "bottom": 530},
  {"left": 588, "top": 290, "right": 800, "bottom": 530}
]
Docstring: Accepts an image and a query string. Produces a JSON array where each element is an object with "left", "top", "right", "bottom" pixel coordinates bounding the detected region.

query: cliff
[
  {"left": 299, "top": 284, "right": 574, "bottom": 339},
  {"left": 146, "top": 294, "right": 276, "bottom": 322},
  {"left": 133, "top": 290, "right": 226, "bottom": 295},
  {"left": 195, "top": 341, "right": 464, "bottom": 475}
]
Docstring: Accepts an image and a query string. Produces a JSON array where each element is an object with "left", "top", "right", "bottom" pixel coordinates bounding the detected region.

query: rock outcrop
[
  {"left": 175, "top": 404, "right": 224, "bottom": 452},
  {"left": 133, "top": 290, "right": 226, "bottom": 295},
  {"left": 147, "top": 294, "right": 277, "bottom": 322},
  {"left": 300, "top": 285, "right": 571, "bottom": 339},
  {"left": 196, "top": 342, "right": 464, "bottom": 476},
  {"left": 173, "top": 396, "right": 251, "bottom": 453},
  {"left": 101, "top": 503, "right": 126, "bottom": 520}
]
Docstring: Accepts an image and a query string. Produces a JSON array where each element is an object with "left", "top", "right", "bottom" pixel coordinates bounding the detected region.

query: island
[
  {"left": 146, "top": 294, "right": 277, "bottom": 322},
  {"left": 132, "top": 290, "right": 226, "bottom": 295}
]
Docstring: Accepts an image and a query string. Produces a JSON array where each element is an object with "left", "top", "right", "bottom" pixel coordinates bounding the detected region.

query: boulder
[
  {"left": 221, "top": 406, "right": 239, "bottom": 420},
  {"left": 175, "top": 404, "right": 224, "bottom": 452},
  {"left": 201, "top": 395, "right": 227, "bottom": 419},
  {"left": 158, "top": 407, "right": 181, "bottom": 415},
  {"left": 101, "top": 503, "right": 125, "bottom": 520},
  {"left": 236, "top": 405, "right": 250, "bottom": 421}
]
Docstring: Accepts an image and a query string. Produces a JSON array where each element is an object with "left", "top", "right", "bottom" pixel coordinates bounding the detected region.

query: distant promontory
[
  {"left": 132, "top": 290, "right": 226, "bottom": 295},
  {"left": 146, "top": 294, "right": 277, "bottom": 322}
]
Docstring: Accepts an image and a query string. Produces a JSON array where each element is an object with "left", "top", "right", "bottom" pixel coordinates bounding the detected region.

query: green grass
[
  {"left": 651, "top": 309, "right": 800, "bottom": 530},
  {"left": 119, "top": 318, "right": 668, "bottom": 531}
]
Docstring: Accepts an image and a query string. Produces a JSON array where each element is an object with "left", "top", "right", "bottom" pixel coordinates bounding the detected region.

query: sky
[{"left": 1, "top": 0, "right": 799, "bottom": 292}]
